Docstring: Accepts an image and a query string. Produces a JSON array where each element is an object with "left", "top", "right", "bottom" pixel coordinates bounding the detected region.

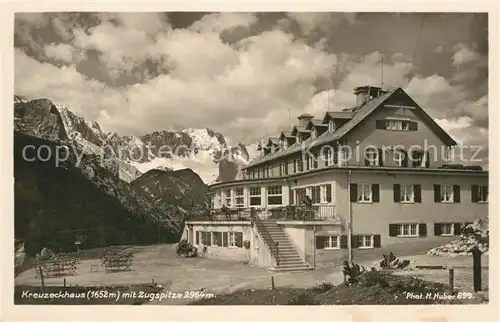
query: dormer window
[
  {"left": 328, "top": 120, "right": 336, "bottom": 132},
  {"left": 283, "top": 140, "right": 288, "bottom": 149},
  {"left": 296, "top": 134, "right": 301, "bottom": 143},
  {"left": 311, "top": 128, "right": 317, "bottom": 139}
]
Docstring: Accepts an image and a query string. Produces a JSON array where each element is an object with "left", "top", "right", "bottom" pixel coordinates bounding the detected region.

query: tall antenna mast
[{"left": 380, "top": 56, "right": 384, "bottom": 91}]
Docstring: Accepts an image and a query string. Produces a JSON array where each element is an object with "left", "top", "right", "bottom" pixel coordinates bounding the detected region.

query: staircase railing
[{"left": 250, "top": 208, "right": 280, "bottom": 266}]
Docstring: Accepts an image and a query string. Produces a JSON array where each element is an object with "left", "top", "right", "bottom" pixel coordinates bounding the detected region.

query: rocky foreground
[{"left": 427, "top": 218, "right": 489, "bottom": 257}]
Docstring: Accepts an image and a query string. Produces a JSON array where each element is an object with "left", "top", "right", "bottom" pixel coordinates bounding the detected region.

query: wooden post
[
  {"left": 472, "top": 247, "right": 482, "bottom": 292},
  {"left": 271, "top": 276, "right": 275, "bottom": 290},
  {"left": 38, "top": 266, "right": 46, "bottom": 293},
  {"left": 448, "top": 268, "right": 454, "bottom": 293}
]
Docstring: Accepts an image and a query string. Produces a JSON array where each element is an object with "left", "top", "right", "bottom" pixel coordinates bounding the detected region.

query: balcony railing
[{"left": 185, "top": 204, "right": 337, "bottom": 222}]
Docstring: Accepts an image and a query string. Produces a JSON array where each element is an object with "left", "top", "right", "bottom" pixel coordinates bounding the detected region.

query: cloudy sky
[{"left": 14, "top": 12, "right": 488, "bottom": 165}]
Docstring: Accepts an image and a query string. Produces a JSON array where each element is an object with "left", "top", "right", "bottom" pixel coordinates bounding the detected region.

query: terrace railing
[{"left": 185, "top": 205, "right": 337, "bottom": 222}]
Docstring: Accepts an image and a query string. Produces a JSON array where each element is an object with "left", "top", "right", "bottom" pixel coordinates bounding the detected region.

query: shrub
[
  {"left": 358, "top": 271, "right": 390, "bottom": 288},
  {"left": 287, "top": 293, "right": 319, "bottom": 305},
  {"left": 379, "top": 252, "right": 410, "bottom": 270},
  {"left": 310, "top": 282, "right": 334, "bottom": 294},
  {"left": 342, "top": 260, "right": 368, "bottom": 285}
]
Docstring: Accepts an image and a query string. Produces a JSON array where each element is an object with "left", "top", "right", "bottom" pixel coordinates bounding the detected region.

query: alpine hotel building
[{"left": 182, "top": 86, "right": 488, "bottom": 271}]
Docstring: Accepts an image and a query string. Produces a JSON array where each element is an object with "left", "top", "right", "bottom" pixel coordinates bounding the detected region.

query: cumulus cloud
[
  {"left": 14, "top": 12, "right": 488, "bottom": 168},
  {"left": 43, "top": 43, "right": 86, "bottom": 63}
]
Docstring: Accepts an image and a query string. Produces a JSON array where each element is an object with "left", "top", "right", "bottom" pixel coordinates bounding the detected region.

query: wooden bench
[
  {"left": 33, "top": 256, "right": 78, "bottom": 278},
  {"left": 101, "top": 251, "right": 134, "bottom": 272}
]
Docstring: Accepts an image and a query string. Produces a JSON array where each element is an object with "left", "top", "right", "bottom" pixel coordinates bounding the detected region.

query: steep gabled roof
[
  {"left": 322, "top": 111, "right": 355, "bottom": 123},
  {"left": 279, "top": 131, "right": 294, "bottom": 140},
  {"left": 290, "top": 126, "right": 309, "bottom": 136},
  {"left": 305, "top": 119, "right": 327, "bottom": 130},
  {"left": 243, "top": 87, "right": 457, "bottom": 169}
]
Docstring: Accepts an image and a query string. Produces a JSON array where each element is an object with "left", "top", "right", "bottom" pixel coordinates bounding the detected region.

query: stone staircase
[{"left": 255, "top": 220, "right": 312, "bottom": 271}]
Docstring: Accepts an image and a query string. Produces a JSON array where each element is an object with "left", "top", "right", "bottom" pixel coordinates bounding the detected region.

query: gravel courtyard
[{"left": 15, "top": 243, "right": 488, "bottom": 305}]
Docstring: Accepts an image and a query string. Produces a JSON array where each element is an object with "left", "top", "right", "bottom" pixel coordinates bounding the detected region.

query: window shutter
[
  {"left": 471, "top": 185, "right": 479, "bottom": 203},
  {"left": 453, "top": 223, "right": 462, "bottom": 236},
  {"left": 293, "top": 160, "right": 297, "bottom": 173},
  {"left": 196, "top": 231, "right": 200, "bottom": 245},
  {"left": 364, "top": 156, "right": 370, "bottom": 166},
  {"left": 389, "top": 224, "right": 398, "bottom": 237},
  {"left": 425, "top": 151, "right": 430, "bottom": 168},
  {"left": 414, "top": 184, "right": 422, "bottom": 203},
  {"left": 418, "top": 223, "right": 427, "bottom": 237},
  {"left": 372, "top": 184, "right": 380, "bottom": 202},
  {"left": 411, "top": 150, "right": 418, "bottom": 168},
  {"left": 393, "top": 184, "right": 401, "bottom": 202},
  {"left": 351, "top": 235, "right": 358, "bottom": 249},
  {"left": 378, "top": 148, "right": 384, "bottom": 166},
  {"left": 313, "top": 153, "right": 318, "bottom": 168},
  {"left": 284, "top": 161, "right": 288, "bottom": 175},
  {"left": 222, "top": 232, "right": 228, "bottom": 247},
  {"left": 434, "top": 223, "right": 442, "bottom": 236},
  {"left": 453, "top": 185, "right": 461, "bottom": 203},
  {"left": 326, "top": 184, "right": 332, "bottom": 203},
  {"left": 315, "top": 236, "right": 325, "bottom": 249},
  {"left": 409, "top": 121, "right": 418, "bottom": 131},
  {"left": 373, "top": 235, "right": 381, "bottom": 248},
  {"left": 235, "top": 232, "right": 243, "bottom": 247},
  {"left": 350, "top": 184, "right": 358, "bottom": 202},
  {"left": 402, "top": 150, "right": 408, "bottom": 168},
  {"left": 376, "top": 120, "right": 385, "bottom": 129},
  {"left": 434, "top": 185, "right": 441, "bottom": 203},
  {"left": 340, "top": 235, "right": 348, "bottom": 249}
]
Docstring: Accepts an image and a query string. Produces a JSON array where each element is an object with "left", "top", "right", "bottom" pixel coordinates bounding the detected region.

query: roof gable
[
  {"left": 305, "top": 119, "right": 326, "bottom": 130},
  {"left": 322, "top": 111, "right": 355, "bottom": 123}
]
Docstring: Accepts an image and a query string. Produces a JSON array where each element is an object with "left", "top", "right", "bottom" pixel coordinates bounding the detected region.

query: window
[
  {"left": 266, "top": 167, "right": 272, "bottom": 177},
  {"left": 224, "top": 189, "right": 232, "bottom": 207},
  {"left": 210, "top": 195, "right": 215, "bottom": 209},
  {"left": 394, "top": 184, "right": 421, "bottom": 203},
  {"left": 213, "top": 232, "right": 222, "bottom": 246},
  {"left": 311, "top": 186, "right": 321, "bottom": 204},
  {"left": 323, "top": 147, "right": 334, "bottom": 166},
  {"left": 324, "top": 236, "right": 339, "bottom": 249},
  {"left": 249, "top": 187, "right": 261, "bottom": 206},
  {"left": 397, "top": 224, "right": 419, "bottom": 237},
  {"left": 338, "top": 147, "right": 348, "bottom": 166},
  {"left": 328, "top": 120, "right": 336, "bottom": 132},
  {"left": 235, "top": 188, "right": 244, "bottom": 208},
  {"left": 294, "top": 159, "right": 303, "bottom": 173},
  {"left": 283, "top": 140, "right": 288, "bottom": 149},
  {"left": 223, "top": 232, "right": 243, "bottom": 248},
  {"left": 381, "top": 119, "right": 415, "bottom": 131},
  {"left": 267, "top": 185, "right": 282, "bottom": 205},
  {"left": 440, "top": 223, "right": 453, "bottom": 236},
  {"left": 356, "top": 235, "right": 374, "bottom": 249},
  {"left": 441, "top": 185, "right": 453, "bottom": 203},
  {"left": 296, "top": 134, "right": 301, "bottom": 143},
  {"left": 365, "top": 148, "right": 381, "bottom": 166},
  {"left": 279, "top": 162, "right": 288, "bottom": 176},
  {"left": 472, "top": 185, "right": 488, "bottom": 203},
  {"left": 357, "top": 184, "right": 372, "bottom": 202},
  {"left": 197, "top": 231, "right": 212, "bottom": 246},
  {"left": 295, "top": 188, "right": 307, "bottom": 205},
  {"left": 320, "top": 184, "right": 332, "bottom": 203},
  {"left": 311, "top": 128, "right": 317, "bottom": 139},
  {"left": 394, "top": 150, "right": 406, "bottom": 167},
  {"left": 434, "top": 222, "right": 461, "bottom": 236},
  {"left": 400, "top": 184, "right": 414, "bottom": 203}
]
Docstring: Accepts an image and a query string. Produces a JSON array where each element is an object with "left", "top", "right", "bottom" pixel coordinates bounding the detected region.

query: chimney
[
  {"left": 354, "top": 86, "right": 387, "bottom": 108},
  {"left": 297, "top": 113, "right": 314, "bottom": 127}
]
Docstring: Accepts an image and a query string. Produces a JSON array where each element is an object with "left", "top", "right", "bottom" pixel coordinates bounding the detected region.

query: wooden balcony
[{"left": 185, "top": 205, "right": 338, "bottom": 222}]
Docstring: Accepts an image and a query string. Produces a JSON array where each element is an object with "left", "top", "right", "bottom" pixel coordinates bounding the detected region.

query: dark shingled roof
[
  {"left": 323, "top": 111, "right": 355, "bottom": 121},
  {"left": 244, "top": 87, "right": 457, "bottom": 169}
]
